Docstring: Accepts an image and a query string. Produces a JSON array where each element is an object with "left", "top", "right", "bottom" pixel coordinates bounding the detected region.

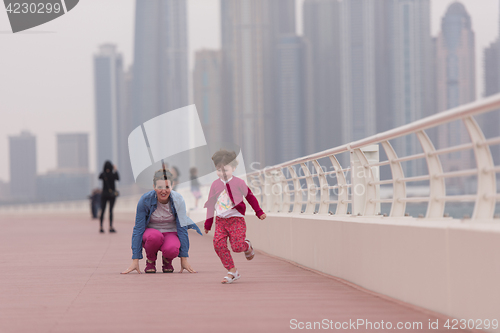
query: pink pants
[
  {"left": 213, "top": 216, "right": 249, "bottom": 270},
  {"left": 142, "top": 228, "right": 180, "bottom": 261}
]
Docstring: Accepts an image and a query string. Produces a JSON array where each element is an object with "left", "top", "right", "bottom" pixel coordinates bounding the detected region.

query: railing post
[
  {"left": 263, "top": 171, "right": 274, "bottom": 213},
  {"left": 351, "top": 145, "right": 380, "bottom": 216},
  {"left": 263, "top": 170, "right": 282, "bottom": 213}
]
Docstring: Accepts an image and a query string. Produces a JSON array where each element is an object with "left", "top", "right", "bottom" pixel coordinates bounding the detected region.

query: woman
[
  {"left": 121, "top": 169, "right": 202, "bottom": 274},
  {"left": 99, "top": 161, "right": 119, "bottom": 233}
]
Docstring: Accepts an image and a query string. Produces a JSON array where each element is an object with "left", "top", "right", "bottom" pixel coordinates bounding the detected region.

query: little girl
[{"left": 204, "top": 149, "right": 266, "bottom": 284}]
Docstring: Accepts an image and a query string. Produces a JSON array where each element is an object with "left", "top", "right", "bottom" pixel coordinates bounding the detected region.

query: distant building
[
  {"left": 340, "top": 0, "right": 388, "bottom": 143},
  {"left": 220, "top": 0, "right": 296, "bottom": 167},
  {"left": 485, "top": 40, "right": 499, "bottom": 97},
  {"left": 303, "top": 0, "right": 342, "bottom": 154},
  {"left": 302, "top": 0, "right": 424, "bottom": 175},
  {"left": 132, "top": 0, "right": 189, "bottom": 127},
  {"left": 94, "top": 44, "right": 123, "bottom": 174},
  {"left": 483, "top": 0, "right": 500, "bottom": 165},
  {"left": 9, "top": 131, "right": 37, "bottom": 201},
  {"left": 57, "top": 133, "right": 89, "bottom": 172},
  {"left": 391, "top": 0, "right": 433, "bottom": 177},
  {"left": 117, "top": 66, "right": 135, "bottom": 188},
  {"left": 38, "top": 134, "right": 93, "bottom": 203},
  {"left": 36, "top": 171, "right": 92, "bottom": 203},
  {"left": 275, "top": 35, "right": 307, "bottom": 163},
  {"left": 435, "top": 2, "right": 476, "bottom": 172},
  {"left": 193, "top": 50, "right": 223, "bottom": 149}
]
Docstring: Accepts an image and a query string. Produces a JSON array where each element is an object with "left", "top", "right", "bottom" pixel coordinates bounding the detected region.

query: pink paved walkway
[{"left": 0, "top": 213, "right": 470, "bottom": 333}]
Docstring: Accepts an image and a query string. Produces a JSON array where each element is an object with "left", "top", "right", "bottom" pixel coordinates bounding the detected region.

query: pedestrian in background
[
  {"left": 99, "top": 161, "right": 119, "bottom": 233},
  {"left": 190, "top": 167, "right": 202, "bottom": 208},
  {"left": 88, "top": 188, "right": 101, "bottom": 219}
]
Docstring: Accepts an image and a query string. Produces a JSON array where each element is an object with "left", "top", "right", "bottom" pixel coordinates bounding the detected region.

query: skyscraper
[
  {"left": 303, "top": 0, "right": 394, "bottom": 169},
  {"left": 220, "top": 0, "right": 296, "bottom": 168},
  {"left": 483, "top": 0, "right": 500, "bottom": 164},
  {"left": 340, "top": 0, "right": 380, "bottom": 143},
  {"left": 435, "top": 2, "right": 476, "bottom": 172},
  {"left": 56, "top": 133, "right": 89, "bottom": 172},
  {"left": 94, "top": 44, "right": 123, "bottom": 173},
  {"left": 117, "top": 66, "right": 136, "bottom": 188},
  {"left": 193, "top": 50, "right": 223, "bottom": 150},
  {"left": 392, "top": 0, "right": 432, "bottom": 124},
  {"left": 303, "top": 0, "right": 342, "bottom": 153},
  {"left": 275, "top": 35, "right": 306, "bottom": 163},
  {"left": 435, "top": 2, "right": 475, "bottom": 113},
  {"left": 391, "top": 0, "right": 432, "bottom": 176},
  {"left": 9, "top": 131, "right": 37, "bottom": 201},
  {"left": 484, "top": 40, "right": 499, "bottom": 97},
  {"left": 132, "top": 0, "right": 189, "bottom": 127}
]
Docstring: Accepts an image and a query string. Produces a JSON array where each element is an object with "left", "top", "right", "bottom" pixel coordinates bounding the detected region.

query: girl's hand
[
  {"left": 259, "top": 213, "right": 267, "bottom": 220},
  {"left": 204, "top": 229, "right": 210, "bottom": 234},
  {"left": 121, "top": 259, "right": 141, "bottom": 274}
]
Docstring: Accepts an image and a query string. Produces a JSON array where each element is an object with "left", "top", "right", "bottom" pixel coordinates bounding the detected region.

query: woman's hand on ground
[
  {"left": 259, "top": 213, "right": 267, "bottom": 220},
  {"left": 179, "top": 257, "right": 197, "bottom": 273},
  {"left": 121, "top": 259, "right": 141, "bottom": 274}
]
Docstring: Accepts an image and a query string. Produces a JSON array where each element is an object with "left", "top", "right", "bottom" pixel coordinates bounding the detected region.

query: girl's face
[{"left": 216, "top": 164, "right": 235, "bottom": 181}]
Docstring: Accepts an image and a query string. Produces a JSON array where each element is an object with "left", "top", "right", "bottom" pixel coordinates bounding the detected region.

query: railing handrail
[
  {"left": 246, "top": 93, "right": 500, "bottom": 221},
  {"left": 248, "top": 93, "right": 500, "bottom": 176}
]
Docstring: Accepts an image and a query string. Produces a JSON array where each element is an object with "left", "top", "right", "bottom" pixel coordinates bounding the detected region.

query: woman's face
[{"left": 154, "top": 179, "right": 172, "bottom": 204}]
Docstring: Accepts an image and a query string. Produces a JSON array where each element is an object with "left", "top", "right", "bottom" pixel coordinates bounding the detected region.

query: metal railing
[{"left": 247, "top": 93, "right": 500, "bottom": 221}]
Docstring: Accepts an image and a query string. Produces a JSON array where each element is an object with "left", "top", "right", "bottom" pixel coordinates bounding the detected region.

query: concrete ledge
[{"left": 243, "top": 214, "right": 500, "bottom": 332}]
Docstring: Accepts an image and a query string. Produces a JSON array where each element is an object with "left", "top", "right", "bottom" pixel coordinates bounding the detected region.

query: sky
[{"left": 0, "top": 0, "right": 498, "bottom": 183}]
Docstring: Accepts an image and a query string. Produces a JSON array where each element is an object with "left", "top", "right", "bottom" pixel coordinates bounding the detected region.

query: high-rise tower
[
  {"left": 435, "top": 2, "right": 476, "bottom": 172},
  {"left": 303, "top": 0, "right": 342, "bottom": 153},
  {"left": 220, "top": 0, "right": 296, "bottom": 168},
  {"left": 94, "top": 44, "right": 123, "bottom": 174},
  {"left": 483, "top": 0, "right": 500, "bottom": 164},
  {"left": 391, "top": 0, "right": 432, "bottom": 176},
  {"left": 132, "top": 0, "right": 189, "bottom": 127}
]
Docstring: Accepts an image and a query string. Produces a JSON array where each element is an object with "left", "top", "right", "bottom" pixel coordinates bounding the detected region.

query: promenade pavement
[{"left": 0, "top": 213, "right": 471, "bottom": 333}]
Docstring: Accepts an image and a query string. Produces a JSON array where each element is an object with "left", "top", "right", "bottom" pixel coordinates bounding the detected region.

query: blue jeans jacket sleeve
[
  {"left": 176, "top": 223, "right": 189, "bottom": 257},
  {"left": 131, "top": 195, "right": 148, "bottom": 259}
]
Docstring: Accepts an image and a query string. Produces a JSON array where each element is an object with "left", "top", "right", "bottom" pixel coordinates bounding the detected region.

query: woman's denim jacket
[{"left": 131, "top": 190, "right": 202, "bottom": 260}]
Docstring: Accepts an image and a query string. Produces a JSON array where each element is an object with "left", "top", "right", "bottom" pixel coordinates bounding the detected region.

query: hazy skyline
[{"left": 0, "top": 0, "right": 498, "bottom": 182}]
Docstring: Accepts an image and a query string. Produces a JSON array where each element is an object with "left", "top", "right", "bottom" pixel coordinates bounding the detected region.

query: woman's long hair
[{"left": 103, "top": 160, "right": 113, "bottom": 174}]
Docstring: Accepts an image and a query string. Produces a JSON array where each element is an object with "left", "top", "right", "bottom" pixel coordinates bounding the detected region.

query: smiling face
[
  {"left": 154, "top": 179, "right": 172, "bottom": 204},
  {"left": 216, "top": 164, "right": 235, "bottom": 182}
]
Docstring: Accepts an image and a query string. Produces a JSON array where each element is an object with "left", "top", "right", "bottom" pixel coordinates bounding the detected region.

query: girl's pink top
[{"left": 204, "top": 176, "right": 265, "bottom": 231}]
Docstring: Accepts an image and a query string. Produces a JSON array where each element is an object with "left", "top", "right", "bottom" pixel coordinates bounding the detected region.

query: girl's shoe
[
  {"left": 244, "top": 240, "right": 255, "bottom": 260},
  {"left": 109, "top": 227, "right": 116, "bottom": 233},
  {"left": 221, "top": 270, "right": 240, "bottom": 284},
  {"left": 99, "top": 228, "right": 104, "bottom": 233},
  {"left": 145, "top": 259, "right": 156, "bottom": 273},
  {"left": 162, "top": 256, "right": 174, "bottom": 273}
]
